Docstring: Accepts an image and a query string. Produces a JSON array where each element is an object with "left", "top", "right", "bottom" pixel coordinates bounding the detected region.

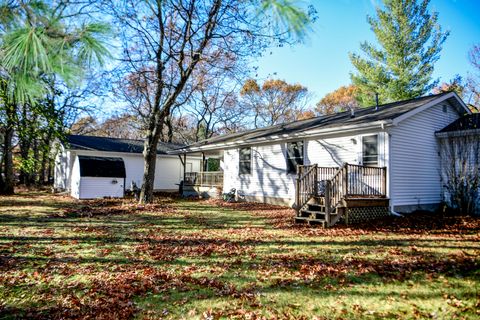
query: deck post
[
  {"left": 295, "top": 164, "right": 300, "bottom": 212},
  {"left": 313, "top": 164, "right": 318, "bottom": 196},
  {"left": 343, "top": 163, "right": 348, "bottom": 197},
  {"left": 325, "top": 180, "right": 331, "bottom": 226},
  {"left": 201, "top": 152, "right": 206, "bottom": 172},
  {"left": 382, "top": 166, "right": 387, "bottom": 196},
  {"left": 182, "top": 153, "right": 186, "bottom": 182}
]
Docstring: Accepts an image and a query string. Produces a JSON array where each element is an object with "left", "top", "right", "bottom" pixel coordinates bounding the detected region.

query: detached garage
[
  {"left": 71, "top": 156, "right": 126, "bottom": 199},
  {"left": 54, "top": 135, "right": 202, "bottom": 198}
]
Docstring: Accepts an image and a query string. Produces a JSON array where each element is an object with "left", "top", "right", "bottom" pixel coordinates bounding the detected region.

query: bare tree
[
  {"left": 109, "top": 0, "right": 315, "bottom": 203},
  {"left": 240, "top": 78, "right": 311, "bottom": 128},
  {"left": 466, "top": 44, "right": 480, "bottom": 110},
  {"left": 439, "top": 130, "right": 480, "bottom": 215}
]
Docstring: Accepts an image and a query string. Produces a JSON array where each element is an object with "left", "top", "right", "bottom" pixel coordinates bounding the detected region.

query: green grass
[{"left": 0, "top": 192, "right": 479, "bottom": 319}]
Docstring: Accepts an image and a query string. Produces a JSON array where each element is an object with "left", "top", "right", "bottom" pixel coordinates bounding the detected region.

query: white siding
[
  {"left": 154, "top": 157, "right": 184, "bottom": 190},
  {"left": 55, "top": 149, "right": 200, "bottom": 197},
  {"left": 53, "top": 145, "right": 68, "bottom": 190},
  {"left": 307, "top": 134, "right": 357, "bottom": 166},
  {"left": 222, "top": 131, "right": 388, "bottom": 204},
  {"left": 224, "top": 143, "right": 295, "bottom": 202},
  {"left": 78, "top": 177, "right": 125, "bottom": 199},
  {"left": 389, "top": 102, "right": 461, "bottom": 208},
  {"left": 122, "top": 155, "right": 145, "bottom": 189},
  {"left": 54, "top": 147, "right": 76, "bottom": 191},
  {"left": 70, "top": 156, "right": 80, "bottom": 198},
  {"left": 105, "top": 154, "right": 196, "bottom": 191}
]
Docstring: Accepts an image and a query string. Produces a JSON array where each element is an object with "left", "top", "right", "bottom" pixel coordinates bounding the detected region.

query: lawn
[{"left": 0, "top": 192, "right": 479, "bottom": 319}]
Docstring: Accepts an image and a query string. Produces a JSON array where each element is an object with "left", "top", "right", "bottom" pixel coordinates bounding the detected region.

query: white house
[
  {"left": 172, "top": 92, "right": 472, "bottom": 225},
  {"left": 54, "top": 135, "right": 201, "bottom": 199}
]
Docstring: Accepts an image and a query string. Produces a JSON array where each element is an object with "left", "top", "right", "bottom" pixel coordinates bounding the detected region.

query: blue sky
[{"left": 254, "top": 0, "right": 480, "bottom": 103}]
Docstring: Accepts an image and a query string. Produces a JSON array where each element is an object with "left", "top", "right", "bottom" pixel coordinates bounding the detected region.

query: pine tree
[{"left": 350, "top": 0, "right": 449, "bottom": 106}]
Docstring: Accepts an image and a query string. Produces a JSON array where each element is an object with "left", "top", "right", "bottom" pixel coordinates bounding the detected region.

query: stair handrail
[
  {"left": 295, "top": 164, "right": 318, "bottom": 211},
  {"left": 325, "top": 163, "right": 348, "bottom": 224}
]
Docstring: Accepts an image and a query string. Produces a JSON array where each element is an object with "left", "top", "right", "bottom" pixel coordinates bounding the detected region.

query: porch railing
[
  {"left": 184, "top": 171, "right": 224, "bottom": 187},
  {"left": 295, "top": 163, "right": 387, "bottom": 213}
]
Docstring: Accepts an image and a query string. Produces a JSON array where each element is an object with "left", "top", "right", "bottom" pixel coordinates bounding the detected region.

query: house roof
[
  {"left": 173, "top": 92, "right": 468, "bottom": 153},
  {"left": 78, "top": 156, "right": 126, "bottom": 178},
  {"left": 65, "top": 135, "right": 184, "bottom": 155},
  {"left": 437, "top": 113, "right": 480, "bottom": 133}
]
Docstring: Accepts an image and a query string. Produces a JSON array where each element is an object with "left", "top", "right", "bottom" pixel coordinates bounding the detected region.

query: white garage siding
[
  {"left": 54, "top": 145, "right": 75, "bottom": 191},
  {"left": 106, "top": 154, "right": 191, "bottom": 191},
  {"left": 78, "top": 177, "right": 125, "bottom": 199},
  {"left": 70, "top": 156, "right": 80, "bottom": 198},
  {"left": 55, "top": 149, "right": 201, "bottom": 194},
  {"left": 223, "top": 130, "right": 388, "bottom": 205},
  {"left": 389, "top": 102, "right": 461, "bottom": 211}
]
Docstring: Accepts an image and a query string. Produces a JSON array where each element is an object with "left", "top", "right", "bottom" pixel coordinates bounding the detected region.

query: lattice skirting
[{"left": 339, "top": 206, "right": 390, "bottom": 225}]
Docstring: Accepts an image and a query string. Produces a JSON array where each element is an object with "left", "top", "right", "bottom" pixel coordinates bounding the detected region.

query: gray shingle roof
[
  {"left": 437, "top": 113, "right": 480, "bottom": 133},
  {"left": 181, "top": 92, "right": 457, "bottom": 150},
  {"left": 66, "top": 135, "right": 184, "bottom": 154}
]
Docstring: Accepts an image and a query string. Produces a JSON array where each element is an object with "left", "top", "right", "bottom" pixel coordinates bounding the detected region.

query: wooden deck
[{"left": 295, "top": 163, "right": 389, "bottom": 227}]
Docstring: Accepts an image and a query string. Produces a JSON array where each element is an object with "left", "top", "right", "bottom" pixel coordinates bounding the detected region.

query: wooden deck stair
[{"left": 294, "top": 163, "right": 389, "bottom": 227}]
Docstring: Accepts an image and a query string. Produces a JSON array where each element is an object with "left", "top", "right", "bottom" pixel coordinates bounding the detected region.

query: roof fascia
[
  {"left": 71, "top": 149, "right": 201, "bottom": 159},
  {"left": 170, "top": 120, "right": 391, "bottom": 154},
  {"left": 392, "top": 92, "right": 471, "bottom": 126},
  {"left": 435, "top": 128, "right": 480, "bottom": 138}
]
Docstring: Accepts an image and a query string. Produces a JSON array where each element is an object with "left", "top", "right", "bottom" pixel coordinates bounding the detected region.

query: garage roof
[{"left": 66, "top": 135, "right": 184, "bottom": 154}]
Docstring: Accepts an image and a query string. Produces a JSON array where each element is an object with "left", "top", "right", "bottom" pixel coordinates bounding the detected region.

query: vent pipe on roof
[
  {"left": 350, "top": 108, "right": 355, "bottom": 118},
  {"left": 375, "top": 93, "right": 379, "bottom": 111}
]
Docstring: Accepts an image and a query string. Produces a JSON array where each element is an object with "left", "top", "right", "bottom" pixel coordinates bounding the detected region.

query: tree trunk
[
  {"left": 31, "top": 138, "right": 39, "bottom": 185},
  {"left": 0, "top": 110, "right": 15, "bottom": 195},
  {"left": 40, "top": 147, "right": 48, "bottom": 184},
  {"left": 165, "top": 116, "right": 174, "bottom": 143},
  {"left": 139, "top": 126, "right": 161, "bottom": 204}
]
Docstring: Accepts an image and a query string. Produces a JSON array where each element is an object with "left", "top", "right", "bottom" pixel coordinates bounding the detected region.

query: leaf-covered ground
[{"left": 0, "top": 192, "right": 479, "bottom": 319}]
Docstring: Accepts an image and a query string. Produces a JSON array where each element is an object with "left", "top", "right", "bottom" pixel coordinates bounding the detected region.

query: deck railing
[
  {"left": 184, "top": 171, "right": 224, "bottom": 187},
  {"left": 295, "top": 163, "right": 387, "bottom": 219},
  {"left": 295, "top": 165, "right": 318, "bottom": 211},
  {"left": 346, "top": 164, "right": 386, "bottom": 197}
]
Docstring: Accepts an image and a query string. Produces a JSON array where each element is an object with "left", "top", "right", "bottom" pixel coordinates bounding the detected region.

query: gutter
[
  {"left": 169, "top": 120, "right": 393, "bottom": 155},
  {"left": 435, "top": 128, "right": 480, "bottom": 138}
]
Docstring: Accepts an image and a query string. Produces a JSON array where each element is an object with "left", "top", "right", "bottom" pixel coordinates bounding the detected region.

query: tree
[
  {"left": 439, "top": 132, "right": 480, "bottom": 215},
  {"left": 316, "top": 85, "right": 359, "bottom": 115},
  {"left": 182, "top": 51, "right": 247, "bottom": 142},
  {"left": 433, "top": 75, "right": 465, "bottom": 97},
  {"left": 110, "top": 0, "right": 316, "bottom": 203},
  {"left": 0, "top": 1, "right": 111, "bottom": 193},
  {"left": 350, "top": 0, "right": 449, "bottom": 106},
  {"left": 466, "top": 44, "right": 480, "bottom": 111},
  {"left": 240, "top": 79, "right": 310, "bottom": 128}
]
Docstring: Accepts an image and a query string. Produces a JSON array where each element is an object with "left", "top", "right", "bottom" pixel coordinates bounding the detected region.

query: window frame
[
  {"left": 286, "top": 141, "right": 305, "bottom": 175},
  {"left": 238, "top": 147, "right": 252, "bottom": 175},
  {"left": 362, "top": 134, "right": 379, "bottom": 166}
]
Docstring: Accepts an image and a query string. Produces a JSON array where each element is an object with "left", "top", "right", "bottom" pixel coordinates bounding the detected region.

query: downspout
[{"left": 386, "top": 131, "right": 403, "bottom": 217}]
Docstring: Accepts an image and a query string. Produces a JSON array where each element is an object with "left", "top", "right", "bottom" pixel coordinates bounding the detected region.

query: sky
[{"left": 253, "top": 0, "right": 480, "bottom": 104}]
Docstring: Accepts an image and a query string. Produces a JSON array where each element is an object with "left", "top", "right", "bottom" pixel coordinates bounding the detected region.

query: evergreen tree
[{"left": 350, "top": 0, "right": 449, "bottom": 106}]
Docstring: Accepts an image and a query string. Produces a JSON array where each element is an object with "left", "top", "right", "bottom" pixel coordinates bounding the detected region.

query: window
[
  {"left": 286, "top": 141, "right": 304, "bottom": 174},
  {"left": 362, "top": 135, "right": 378, "bottom": 166},
  {"left": 239, "top": 147, "right": 251, "bottom": 175}
]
